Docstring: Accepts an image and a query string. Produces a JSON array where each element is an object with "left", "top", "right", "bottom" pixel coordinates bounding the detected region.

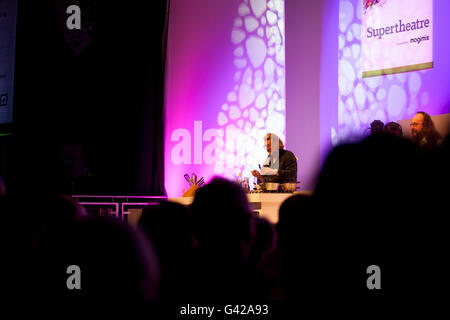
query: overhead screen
[
  {"left": 0, "top": 0, "right": 17, "bottom": 129},
  {"left": 335, "top": 0, "right": 444, "bottom": 144},
  {"left": 361, "top": 0, "right": 433, "bottom": 78}
]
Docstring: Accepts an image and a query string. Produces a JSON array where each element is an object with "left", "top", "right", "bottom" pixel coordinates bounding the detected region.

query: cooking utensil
[
  {"left": 197, "top": 177, "right": 204, "bottom": 186},
  {"left": 198, "top": 180, "right": 205, "bottom": 187},
  {"left": 261, "top": 182, "right": 279, "bottom": 192},
  {"left": 184, "top": 174, "right": 192, "bottom": 186},
  {"left": 192, "top": 173, "right": 197, "bottom": 185},
  {"left": 281, "top": 182, "right": 297, "bottom": 193}
]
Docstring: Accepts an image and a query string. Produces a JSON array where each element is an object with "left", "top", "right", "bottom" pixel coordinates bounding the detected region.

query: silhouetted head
[
  {"left": 44, "top": 216, "right": 160, "bottom": 299},
  {"left": 385, "top": 121, "right": 403, "bottom": 137},
  {"left": 191, "top": 177, "right": 255, "bottom": 262},
  {"left": 139, "top": 201, "right": 194, "bottom": 261},
  {"left": 277, "top": 194, "right": 315, "bottom": 249},
  {"left": 315, "top": 134, "right": 420, "bottom": 208},
  {"left": 370, "top": 120, "right": 385, "bottom": 135},
  {"left": 36, "top": 195, "right": 87, "bottom": 244},
  {"left": 7, "top": 194, "right": 88, "bottom": 254},
  {"left": 248, "top": 216, "right": 276, "bottom": 265},
  {"left": 139, "top": 201, "right": 195, "bottom": 299}
]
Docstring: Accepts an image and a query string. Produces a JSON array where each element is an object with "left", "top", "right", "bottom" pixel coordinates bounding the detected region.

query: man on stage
[{"left": 251, "top": 133, "right": 298, "bottom": 184}]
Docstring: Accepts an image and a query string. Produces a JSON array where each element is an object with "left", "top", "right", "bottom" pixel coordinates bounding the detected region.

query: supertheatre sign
[{"left": 366, "top": 18, "right": 430, "bottom": 40}]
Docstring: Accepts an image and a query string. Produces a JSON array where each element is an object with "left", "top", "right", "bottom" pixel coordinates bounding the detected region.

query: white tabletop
[{"left": 168, "top": 190, "right": 313, "bottom": 223}]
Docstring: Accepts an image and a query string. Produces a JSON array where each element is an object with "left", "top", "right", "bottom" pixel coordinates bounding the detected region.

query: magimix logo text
[{"left": 410, "top": 35, "right": 430, "bottom": 44}]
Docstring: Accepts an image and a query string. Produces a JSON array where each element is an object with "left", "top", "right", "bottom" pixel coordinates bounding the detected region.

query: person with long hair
[{"left": 410, "top": 111, "right": 443, "bottom": 151}]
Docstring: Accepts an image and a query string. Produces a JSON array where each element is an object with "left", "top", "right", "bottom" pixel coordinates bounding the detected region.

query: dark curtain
[
  {"left": 136, "top": 0, "right": 170, "bottom": 196},
  {"left": 2, "top": 0, "right": 168, "bottom": 196}
]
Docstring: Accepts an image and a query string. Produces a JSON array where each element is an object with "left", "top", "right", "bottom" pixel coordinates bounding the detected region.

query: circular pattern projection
[{"left": 214, "top": 0, "right": 285, "bottom": 180}]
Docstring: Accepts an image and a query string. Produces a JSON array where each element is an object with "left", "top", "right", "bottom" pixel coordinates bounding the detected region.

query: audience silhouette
[
  {"left": 139, "top": 201, "right": 194, "bottom": 300},
  {"left": 1, "top": 130, "right": 448, "bottom": 309}
]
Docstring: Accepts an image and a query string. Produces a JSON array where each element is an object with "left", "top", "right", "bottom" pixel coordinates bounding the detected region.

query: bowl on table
[
  {"left": 261, "top": 182, "right": 280, "bottom": 192},
  {"left": 280, "top": 182, "right": 297, "bottom": 193}
]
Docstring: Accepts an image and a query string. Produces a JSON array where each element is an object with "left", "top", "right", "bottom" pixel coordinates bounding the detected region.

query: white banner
[{"left": 361, "top": 0, "right": 433, "bottom": 78}]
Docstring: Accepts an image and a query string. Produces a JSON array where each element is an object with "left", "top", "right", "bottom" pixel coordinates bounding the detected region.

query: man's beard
[{"left": 411, "top": 130, "right": 424, "bottom": 143}]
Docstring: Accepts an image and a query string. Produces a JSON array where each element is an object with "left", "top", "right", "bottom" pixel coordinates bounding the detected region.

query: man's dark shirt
[
  {"left": 262, "top": 149, "right": 298, "bottom": 183},
  {"left": 417, "top": 131, "right": 444, "bottom": 151}
]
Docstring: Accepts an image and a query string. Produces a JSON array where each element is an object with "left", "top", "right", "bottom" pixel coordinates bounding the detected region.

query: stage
[{"left": 72, "top": 190, "right": 313, "bottom": 224}]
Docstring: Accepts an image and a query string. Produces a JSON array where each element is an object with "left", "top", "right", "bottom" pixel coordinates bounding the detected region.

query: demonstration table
[{"left": 169, "top": 191, "right": 313, "bottom": 224}]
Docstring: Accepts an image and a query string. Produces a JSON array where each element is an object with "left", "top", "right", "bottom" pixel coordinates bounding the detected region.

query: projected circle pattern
[
  {"left": 213, "top": 0, "right": 285, "bottom": 180},
  {"left": 336, "top": 0, "right": 430, "bottom": 144}
]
